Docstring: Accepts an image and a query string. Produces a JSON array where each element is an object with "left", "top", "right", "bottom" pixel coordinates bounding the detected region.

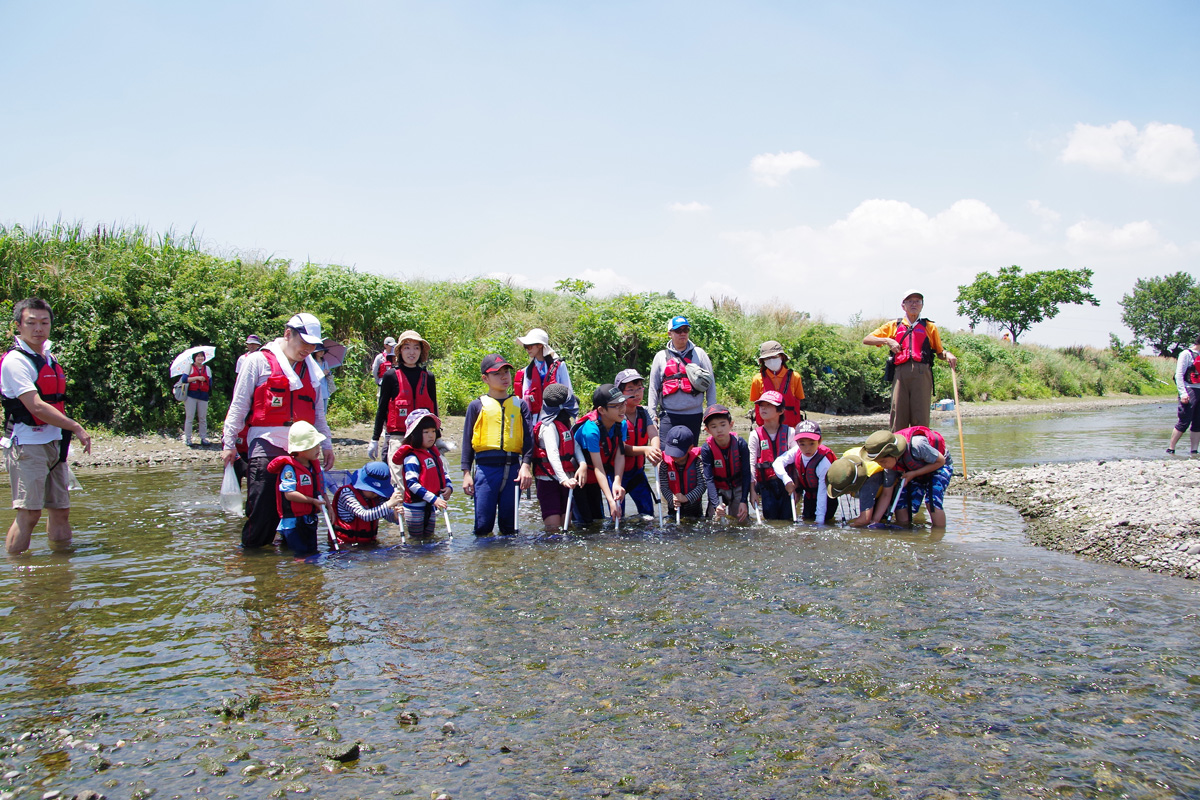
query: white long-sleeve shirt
[
  {"left": 772, "top": 445, "right": 831, "bottom": 522},
  {"left": 1176, "top": 347, "right": 1200, "bottom": 396},
  {"left": 221, "top": 341, "right": 332, "bottom": 459}
]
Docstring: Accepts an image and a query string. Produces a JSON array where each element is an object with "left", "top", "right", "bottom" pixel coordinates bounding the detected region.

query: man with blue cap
[
  {"left": 647, "top": 315, "right": 717, "bottom": 441},
  {"left": 331, "top": 461, "right": 402, "bottom": 545}
]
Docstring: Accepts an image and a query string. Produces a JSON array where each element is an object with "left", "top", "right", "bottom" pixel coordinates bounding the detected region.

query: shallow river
[{"left": 2, "top": 402, "right": 1199, "bottom": 799}]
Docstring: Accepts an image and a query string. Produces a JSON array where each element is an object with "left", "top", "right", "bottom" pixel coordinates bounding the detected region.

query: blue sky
[{"left": 3, "top": 1, "right": 1197, "bottom": 346}]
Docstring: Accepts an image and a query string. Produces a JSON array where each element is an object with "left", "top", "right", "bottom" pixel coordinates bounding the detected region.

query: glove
[{"left": 367, "top": 440, "right": 379, "bottom": 460}]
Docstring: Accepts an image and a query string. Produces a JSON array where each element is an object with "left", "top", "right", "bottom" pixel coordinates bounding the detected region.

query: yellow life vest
[{"left": 471, "top": 395, "right": 524, "bottom": 454}]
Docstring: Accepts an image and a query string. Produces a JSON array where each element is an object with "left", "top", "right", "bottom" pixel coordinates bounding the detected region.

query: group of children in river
[{"left": 264, "top": 320, "right": 954, "bottom": 555}]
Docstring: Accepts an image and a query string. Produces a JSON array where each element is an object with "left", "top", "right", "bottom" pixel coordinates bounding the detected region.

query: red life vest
[
  {"left": 519, "top": 358, "right": 562, "bottom": 416},
  {"left": 392, "top": 444, "right": 447, "bottom": 503},
  {"left": 892, "top": 318, "right": 934, "bottom": 366},
  {"left": 571, "top": 410, "right": 623, "bottom": 484},
  {"left": 795, "top": 445, "right": 836, "bottom": 497},
  {"left": 623, "top": 405, "right": 651, "bottom": 472},
  {"left": 893, "top": 426, "right": 947, "bottom": 474},
  {"left": 661, "top": 351, "right": 694, "bottom": 396},
  {"left": 533, "top": 418, "right": 578, "bottom": 479},
  {"left": 1, "top": 346, "right": 67, "bottom": 428},
  {"left": 754, "top": 369, "right": 802, "bottom": 427},
  {"left": 664, "top": 447, "right": 701, "bottom": 497},
  {"left": 267, "top": 454, "right": 324, "bottom": 519},
  {"left": 386, "top": 369, "right": 436, "bottom": 434},
  {"left": 1185, "top": 349, "right": 1200, "bottom": 385},
  {"left": 705, "top": 434, "right": 744, "bottom": 491},
  {"left": 331, "top": 484, "right": 384, "bottom": 544},
  {"left": 189, "top": 364, "right": 210, "bottom": 394},
  {"left": 376, "top": 351, "right": 394, "bottom": 380},
  {"left": 249, "top": 350, "right": 317, "bottom": 427},
  {"left": 754, "top": 424, "right": 791, "bottom": 483},
  {"left": 235, "top": 421, "right": 250, "bottom": 456}
]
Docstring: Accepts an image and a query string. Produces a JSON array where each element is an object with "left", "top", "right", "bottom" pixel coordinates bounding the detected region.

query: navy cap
[{"left": 663, "top": 425, "right": 696, "bottom": 459}]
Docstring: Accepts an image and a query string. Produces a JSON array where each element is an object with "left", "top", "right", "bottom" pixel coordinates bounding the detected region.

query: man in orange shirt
[
  {"left": 863, "top": 291, "right": 957, "bottom": 431},
  {"left": 748, "top": 341, "right": 804, "bottom": 426}
]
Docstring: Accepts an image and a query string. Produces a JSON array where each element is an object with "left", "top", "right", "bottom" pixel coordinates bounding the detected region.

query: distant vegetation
[{"left": 0, "top": 222, "right": 1173, "bottom": 434}]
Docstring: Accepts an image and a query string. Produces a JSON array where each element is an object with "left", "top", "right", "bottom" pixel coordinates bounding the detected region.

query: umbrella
[
  {"left": 170, "top": 346, "right": 216, "bottom": 378},
  {"left": 321, "top": 338, "right": 347, "bottom": 370}
]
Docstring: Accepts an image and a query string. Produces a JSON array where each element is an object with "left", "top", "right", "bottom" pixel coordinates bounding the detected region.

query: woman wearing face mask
[{"left": 749, "top": 341, "right": 804, "bottom": 427}]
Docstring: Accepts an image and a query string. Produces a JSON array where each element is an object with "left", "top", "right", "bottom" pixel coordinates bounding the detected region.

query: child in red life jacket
[
  {"left": 659, "top": 425, "right": 704, "bottom": 518},
  {"left": 332, "top": 461, "right": 403, "bottom": 546},
  {"left": 570, "top": 384, "right": 628, "bottom": 525},
  {"left": 750, "top": 391, "right": 794, "bottom": 520},
  {"left": 268, "top": 421, "right": 327, "bottom": 556},
  {"left": 699, "top": 405, "right": 752, "bottom": 522},
  {"left": 615, "top": 368, "right": 661, "bottom": 518},
  {"left": 393, "top": 409, "right": 453, "bottom": 537},
  {"left": 533, "top": 384, "right": 581, "bottom": 531},
  {"left": 863, "top": 427, "right": 953, "bottom": 528},
  {"left": 773, "top": 420, "right": 837, "bottom": 524}
]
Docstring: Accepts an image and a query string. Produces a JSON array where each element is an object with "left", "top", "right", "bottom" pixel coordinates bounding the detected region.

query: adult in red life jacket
[
  {"left": 222, "top": 313, "right": 335, "bottom": 550},
  {"left": 699, "top": 405, "right": 752, "bottom": 522},
  {"left": 268, "top": 420, "right": 327, "bottom": 556},
  {"left": 647, "top": 316, "right": 717, "bottom": 441},
  {"left": 1, "top": 298, "right": 92, "bottom": 555},
  {"left": 749, "top": 341, "right": 805, "bottom": 427},
  {"left": 750, "top": 391, "right": 794, "bottom": 521},
  {"left": 516, "top": 328, "right": 573, "bottom": 417},
  {"left": 658, "top": 425, "right": 704, "bottom": 518},
  {"left": 235, "top": 334, "right": 262, "bottom": 376},
  {"left": 772, "top": 420, "right": 837, "bottom": 524},
  {"left": 863, "top": 291, "right": 957, "bottom": 432},
  {"left": 371, "top": 336, "right": 397, "bottom": 385},
  {"left": 1168, "top": 333, "right": 1200, "bottom": 455},
  {"left": 392, "top": 408, "right": 453, "bottom": 537},
  {"left": 570, "top": 384, "right": 627, "bottom": 525},
  {"left": 182, "top": 350, "right": 213, "bottom": 446},
  {"left": 863, "top": 426, "right": 953, "bottom": 529},
  {"left": 370, "top": 330, "right": 439, "bottom": 463},
  {"left": 332, "top": 461, "right": 402, "bottom": 545},
  {"left": 532, "top": 384, "right": 580, "bottom": 531}
]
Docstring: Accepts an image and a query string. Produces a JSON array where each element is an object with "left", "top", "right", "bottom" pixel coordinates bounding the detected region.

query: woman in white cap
[
  {"left": 516, "top": 328, "right": 572, "bottom": 417},
  {"left": 369, "top": 330, "right": 438, "bottom": 461}
]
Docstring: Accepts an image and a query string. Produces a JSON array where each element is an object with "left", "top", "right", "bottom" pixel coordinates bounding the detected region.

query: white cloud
[
  {"left": 1061, "top": 121, "right": 1200, "bottom": 183},
  {"left": 667, "top": 201, "right": 712, "bottom": 213},
  {"left": 1027, "top": 199, "right": 1061, "bottom": 229},
  {"left": 749, "top": 149, "right": 820, "bottom": 186},
  {"left": 1065, "top": 219, "right": 1160, "bottom": 250}
]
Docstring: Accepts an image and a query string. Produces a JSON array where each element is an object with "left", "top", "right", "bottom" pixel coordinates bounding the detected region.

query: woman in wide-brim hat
[
  {"left": 370, "top": 330, "right": 439, "bottom": 462},
  {"left": 749, "top": 340, "right": 805, "bottom": 427},
  {"left": 516, "top": 327, "right": 573, "bottom": 419}
]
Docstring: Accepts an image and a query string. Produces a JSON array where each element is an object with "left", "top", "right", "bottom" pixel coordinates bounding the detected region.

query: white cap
[
  {"left": 383, "top": 336, "right": 397, "bottom": 347},
  {"left": 517, "top": 328, "right": 551, "bottom": 348},
  {"left": 287, "top": 313, "right": 324, "bottom": 345}
]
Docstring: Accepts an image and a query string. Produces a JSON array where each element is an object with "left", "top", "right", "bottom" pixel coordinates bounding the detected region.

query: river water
[{"left": 2, "top": 402, "right": 1198, "bottom": 799}]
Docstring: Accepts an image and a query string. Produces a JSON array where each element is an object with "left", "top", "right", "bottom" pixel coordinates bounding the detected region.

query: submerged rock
[{"left": 315, "top": 741, "right": 360, "bottom": 762}]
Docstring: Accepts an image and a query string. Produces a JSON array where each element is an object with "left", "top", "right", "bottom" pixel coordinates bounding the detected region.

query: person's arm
[
  {"left": 337, "top": 488, "right": 398, "bottom": 523},
  {"left": 773, "top": 445, "right": 800, "bottom": 490},
  {"left": 460, "top": 400, "right": 480, "bottom": 495},
  {"left": 926, "top": 323, "right": 957, "bottom": 369},
  {"left": 517, "top": 400, "right": 534, "bottom": 490},
  {"left": 902, "top": 437, "right": 946, "bottom": 482},
  {"left": 312, "top": 368, "right": 335, "bottom": 469},
  {"left": 862, "top": 321, "right": 898, "bottom": 349},
  {"left": 541, "top": 424, "right": 573, "bottom": 485},
  {"left": 373, "top": 371, "right": 399, "bottom": 441},
  {"left": 644, "top": 419, "right": 662, "bottom": 465},
  {"left": 403, "top": 454, "right": 440, "bottom": 505},
  {"left": 700, "top": 445, "right": 721, "bottom": 509},
  {"left": 647, "top": 353, "right": 665, "bottom": 424},
  {"left": 1177, "top": 351, "right": 1191, "bottom": 398},
  {"left": 749, "top": 374, "right": 763, "bottom": 405},
  {"left": 814, "top": 458, "right": 831, "bottom": 522},
  {"left": 587, "top": 449, "right": 620, "bottom": 517},
  {"left": 702, "top": 350, "right": 717, "bottom": 407},
  {"left": 738, "top": 438, "right": 752, "bottom": 514},
  {"left": 425, "top": 372, "right": 439, "bottom": 417},
  {"left": 556, "top": 362, "right": 573, "bottom": 394},
  {"left": 791, "top": 370, "right": 805, "bottom": 403},
  {"left": 221, "top": 356, "right": 260, "bottom": 464},
  {"left": 11, "top": 387, "right": 91, "bottom": 453},
  {"left": 658, "top": 463, "right": 673, "bottom": 509}
]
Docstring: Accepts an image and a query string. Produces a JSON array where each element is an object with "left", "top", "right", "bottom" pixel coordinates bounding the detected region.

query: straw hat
[{"left": 396, "top": 330, "right": 431, "bottom": 363}]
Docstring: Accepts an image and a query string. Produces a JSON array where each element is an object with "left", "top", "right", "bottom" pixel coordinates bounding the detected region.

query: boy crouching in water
[
  {"left": 699, "top": 405, "right": 752, "bottom": 521},
  {"left": 863, "top": 426, "right": 952, "bottom": 528},
  {"left": 773, "top": 420, "right": 836, "bottom": 524},
  {"left": 268, "top": 421, "right": 327, "bottom": 556},
  {"left": 659, "top": 425, "right": 705, "bottom": 519},
  {"left": 825, "top": 448, "right": 896, "bottom": 527},
  {"left": 394, "top": 409, "right": 453, "bottom": 537}
]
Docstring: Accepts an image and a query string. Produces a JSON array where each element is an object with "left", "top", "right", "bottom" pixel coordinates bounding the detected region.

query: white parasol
[{"left": 170, "top": 346, "right": 216, "bottom": 378}]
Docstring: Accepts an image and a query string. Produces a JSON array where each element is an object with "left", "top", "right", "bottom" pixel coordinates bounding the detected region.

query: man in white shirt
[{"left": 1, "top": 298, "right": 92, "bottom": 554}]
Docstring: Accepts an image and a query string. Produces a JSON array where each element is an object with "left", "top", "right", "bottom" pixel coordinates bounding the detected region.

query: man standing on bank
[
  {"left": 221, "top": 313, "right": 335, "bottom": 549},
  {"left": 1, "top": 298, "right": 93, "bottom": 555},
  {"left": 863, "top": 291, "right": 957, "bottom": 431}
]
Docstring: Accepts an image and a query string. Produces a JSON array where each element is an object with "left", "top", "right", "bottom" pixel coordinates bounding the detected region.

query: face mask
[{"left": 763, "top": 357, "right": 782, "bottom": 372}]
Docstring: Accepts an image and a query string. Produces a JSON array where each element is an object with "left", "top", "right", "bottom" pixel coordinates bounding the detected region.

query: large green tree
[
  {"left": 1119, "top": 272, "right": 1200, "bottom": 357},
  {"left": 955, "top": 265, "right": 1099, "bottom": 344}
]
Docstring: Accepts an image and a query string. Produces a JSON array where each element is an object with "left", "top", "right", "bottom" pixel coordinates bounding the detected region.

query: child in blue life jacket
[
  {"left": 615, "top": 368, "right": 661, "bottom": 518},
  {"left": 267, "top": 420, "right": 327, "bottom": 555},
  {"left": 331, "top": 461, "right": 403, "bottom": 545},
  {"left": 460, "top": 354, "right": 534, "bottom": 536},
  {"left": 699, "top": 405, "right": 752, "bottom": 521},
  {"left": 393, "top": 409, "right": 453, "bottom": 537},
  {"left": 571, "top": 384, "right": 628, "bottom": 525},
  {"left": 750, "top": 391, "right": 794, "bottom": 520},
  {"left": 659, "top": 425, "right": 705, "bottom": 518},
  {"left": 532, "top": 384, "right": 580, "bottom": 531},
  {"left": 773, "top": 420, "right": 837, "bottom": 524},
  {"left": 863, "top": 426, "right": 952, "bottom": 528}
]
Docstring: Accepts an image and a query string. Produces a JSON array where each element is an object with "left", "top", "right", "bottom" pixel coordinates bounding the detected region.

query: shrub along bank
[{"left": 0, "top": 223, "right": 1172, "bottom": 434}]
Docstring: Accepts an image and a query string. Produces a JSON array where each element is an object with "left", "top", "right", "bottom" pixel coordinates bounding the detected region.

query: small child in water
[
  {"left": 863, "top": 426, "right": 952, "bottom": 528},
  {"left": 268, "top": 421, "right": 327, "bottom": 555},
  {"left": 699, "top": 405, "right": 752, "bottom": 521},
  {"left": 749, "top": 391, "right": 794, "bottom": 521},
  {"left": 659, "top": 425, "right": 704, "bottom": 518},
  {"left": 532, "top": 384, "right": 580, "bottom": 531},
  {"left": 393, "top": 409, "right": 453, "bottom": 537},
  {"left": 331, "top": 461, "right": 403, "bottom": 545},
  {"left": 773, "top": 420, "right": 837, "bottom": 523}
]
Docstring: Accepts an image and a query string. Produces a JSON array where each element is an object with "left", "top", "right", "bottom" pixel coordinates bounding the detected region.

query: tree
[
  {"left": 955, "top": 265, "right": 1099, "bottom": 344},
  {"left": 1119, "top": 272, "right": 1200, "bottom": 358}
]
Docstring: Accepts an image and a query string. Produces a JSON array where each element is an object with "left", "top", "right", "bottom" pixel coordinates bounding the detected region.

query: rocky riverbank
[{"left": 967, "top": 459, "right": 1200, "bottom": 580}]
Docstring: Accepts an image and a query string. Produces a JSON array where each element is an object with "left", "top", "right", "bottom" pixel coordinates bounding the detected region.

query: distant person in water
[{"left": 1168, "top": 334, "right": 1200, "bottom": 456}]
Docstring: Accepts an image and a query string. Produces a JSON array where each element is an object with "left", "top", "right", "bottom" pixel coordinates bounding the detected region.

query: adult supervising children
[
  {"left": 182, "top": 350, "right": 213, "bottom": 446},
  {"left": 1, "top": 298, "right": 93, "bottom": 555},
  {"left": 647, "top": 316, "right": 716, "bottom": 440},
  {"left": 235, "top": 334, "right": 262, "bottom": 375},
  {"left": 749, "top": 341, "right": 804, "bottom": 427},
  {"left": 516, "top": 328, "right": 572, "bottom": 417},
  {"left": 1167, "top": 334, "right": 1200, "bottom": 456},
  {"left": 221, "top": 313, "right": 335, "bottom": 550},
  {"left": 370, "top": 330, "right": 438, "bottom": 463},
  {"left": 862, "top": 291, "right": 957, "bottom": 431}
]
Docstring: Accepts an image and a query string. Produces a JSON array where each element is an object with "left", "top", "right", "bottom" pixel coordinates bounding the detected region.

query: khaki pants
[
  {"left": 6, "top": 442, "right": 70, "bottom": 510},
  {"left": 890, "top": 361, "right": 933, "bottom": 431}
]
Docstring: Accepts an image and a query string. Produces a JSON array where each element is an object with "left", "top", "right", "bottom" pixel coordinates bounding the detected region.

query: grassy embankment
[{"left": 0, "top": 222, "right": 1172, "bottom": 435}]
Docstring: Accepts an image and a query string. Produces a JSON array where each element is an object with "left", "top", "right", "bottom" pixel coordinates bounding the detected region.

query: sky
[{"left": 2, "top": 1, "right": 1197, "bottom": 347}]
